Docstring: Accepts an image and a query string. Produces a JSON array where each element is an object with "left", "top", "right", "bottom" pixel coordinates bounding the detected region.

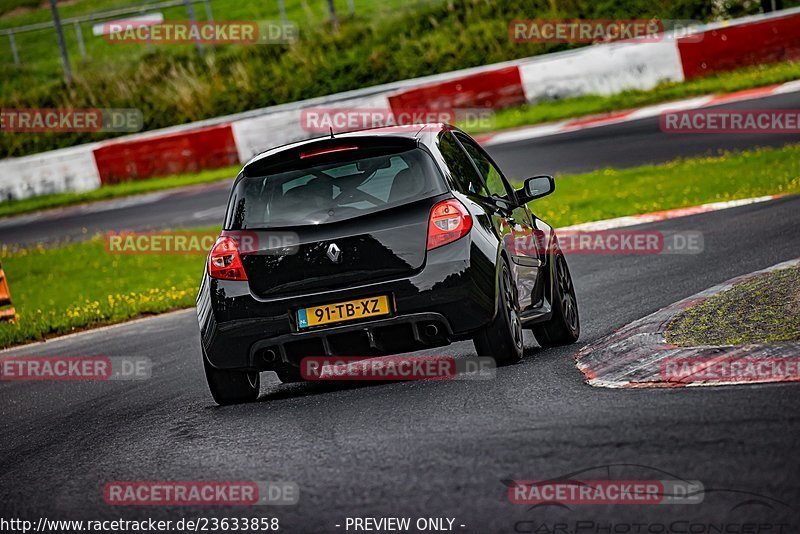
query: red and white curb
[
  {"left": 557, "top": 194, "right": 784, "bottom": 233},
  {"left": 477, "top": 80, "right": 800, "bottom": 147},
  {"left": 575, "top": 258, "right": 800, "bottom": 388}
]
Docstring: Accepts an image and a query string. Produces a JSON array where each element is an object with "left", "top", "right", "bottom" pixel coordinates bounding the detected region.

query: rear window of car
[{"left": 225, "top": 146, "right": 446, "bottom": 229}]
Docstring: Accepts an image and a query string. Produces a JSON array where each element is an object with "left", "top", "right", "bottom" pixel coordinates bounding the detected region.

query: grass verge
[
  {"left": 0, "top": 231, "right": 213, "bottom": 349},
  {"left": 665, "top": 265, "right": 800, "bottom": 346},
  {"left": 0, "top": 165, "right": 238, "bottom": 219},
  {"left": 462, "top": 61, "right": 800, "bottom": 135},
  {"left": 528, "top": 144, "right": 800, "bottom": 228},
  {"left": 1, "top": 144, "right": 798, "bottom": 349}
]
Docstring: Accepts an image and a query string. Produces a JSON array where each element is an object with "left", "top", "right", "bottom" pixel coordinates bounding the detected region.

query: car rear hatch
[{"left": 225, "top": 136, "right": 448, "bottom": 298}]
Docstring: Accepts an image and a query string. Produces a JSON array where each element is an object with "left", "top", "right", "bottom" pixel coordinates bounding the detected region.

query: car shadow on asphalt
[
  {"left": 251, "top": 345, "right": 548, "bottom": 403},
  {"left": 256, "top": 379, "right": 390, "bottom": 403}
]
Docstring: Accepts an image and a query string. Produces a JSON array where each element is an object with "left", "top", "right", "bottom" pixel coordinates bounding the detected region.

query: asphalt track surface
[
  {"left": 2, "top": 88, "right": 800, "bottom": 531},
  {"left": 2, "top": 194, "right": 799, "bottom": 531},
  {"left": 1, "top": 91, "right": 799, "bottom": 247}
]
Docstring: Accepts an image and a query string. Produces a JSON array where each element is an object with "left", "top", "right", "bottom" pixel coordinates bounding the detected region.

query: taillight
[
  {"left": 208, "top": 236, "right": 247, "bottom": 281},
  {"left": 427, "top": 199, "right": 473, "bottom": 250}
]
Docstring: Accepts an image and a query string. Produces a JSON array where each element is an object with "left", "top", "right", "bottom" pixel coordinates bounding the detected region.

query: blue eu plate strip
[{"left": 297, "top": 308, "right": 308, "bottom": 328}]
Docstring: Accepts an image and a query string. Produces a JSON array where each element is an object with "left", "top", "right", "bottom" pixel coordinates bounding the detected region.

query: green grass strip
[{"left": 666, "top": 265, "right": 800, "bottom": 346}]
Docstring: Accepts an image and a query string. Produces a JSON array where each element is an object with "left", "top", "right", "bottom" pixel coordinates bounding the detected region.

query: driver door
[{"left": 453, "top": 132, "right": 543, "bottom": 316}]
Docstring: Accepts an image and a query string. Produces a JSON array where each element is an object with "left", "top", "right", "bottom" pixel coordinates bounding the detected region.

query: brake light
[
  {"left": 208, "top": 236, "right": 247, "bottom": 281},
  {"left": 427, "top": 199, "right": 473, "bottom": 250},
  {"left": 299, "top": 145, "right": 358, "bottom": 159}
]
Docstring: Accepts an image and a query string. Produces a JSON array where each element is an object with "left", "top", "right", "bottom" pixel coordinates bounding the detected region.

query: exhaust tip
[
  {"left": 424, "top": 324, "right": 439, "bottom": 337},
  {"left": 261, "top": 349, "right": 278, "bottom": 363}
]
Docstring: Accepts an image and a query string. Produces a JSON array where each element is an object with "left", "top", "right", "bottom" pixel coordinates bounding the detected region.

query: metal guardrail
[{"left": 0, "top": 0, "right": 211, "bottom": 34}]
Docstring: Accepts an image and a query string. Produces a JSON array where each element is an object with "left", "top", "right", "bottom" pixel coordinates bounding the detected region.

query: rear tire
[
  {"left": 203, "top": 352, "right": 260, "bottom": 405},
  {"left": 532, "top": 251, "right": 580, "bottom": 347},
  {"left": 473, "top": 261, "right": 524, "bottom": 365}
]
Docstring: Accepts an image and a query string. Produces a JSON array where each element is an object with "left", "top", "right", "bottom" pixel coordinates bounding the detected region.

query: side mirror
[{"left": 515, "top": 175, "right": 555, "bottom": 204}]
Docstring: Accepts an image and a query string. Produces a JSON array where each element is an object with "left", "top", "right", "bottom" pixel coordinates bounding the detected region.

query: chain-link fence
[{"left": 0, "top": 0, "right": 368, "bottom": 81}]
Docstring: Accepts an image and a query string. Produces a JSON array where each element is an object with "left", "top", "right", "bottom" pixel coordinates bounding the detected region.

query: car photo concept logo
[{"left": 506, "top": 464, "right": 796, "bottom": 532}]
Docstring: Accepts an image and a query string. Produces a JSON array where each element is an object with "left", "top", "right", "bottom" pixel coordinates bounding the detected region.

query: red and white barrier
[
  {"left": 1, "top": 8, "right": 798, "bottom": 202},
  {"left": 677, "top": 12, "right": 800, "bottom": 79},
  {"left": 518, "top": 40, "right": 684, "bottom": 101},
  {"left": 93, "top": 124, "right": 238, "bottom": 185},
  {"left": 0, "top": 144, "right": 101, "bottom": 201},
  {"left": 387, "top": 66, "right": 526, "bottom": 113},
  {"left": 231, "top": 94, "right": 391, "bottom": 163}
]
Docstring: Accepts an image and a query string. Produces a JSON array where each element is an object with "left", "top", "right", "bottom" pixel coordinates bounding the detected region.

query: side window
[
  {"left": 455, "top": 133, "right": 510, "bottom": 199},
  {"left": 438, "top": 132, "right": 490, "bottom": 197}
]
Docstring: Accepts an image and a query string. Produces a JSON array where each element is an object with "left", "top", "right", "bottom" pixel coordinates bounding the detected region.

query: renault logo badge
[{"left": 326, "top": 243, "right": 342, "bottom": 263}]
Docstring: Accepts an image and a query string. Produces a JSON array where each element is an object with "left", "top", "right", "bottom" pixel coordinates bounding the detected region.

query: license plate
[{"left": 297, "top": 296, "right": 391, "bottom": 329}]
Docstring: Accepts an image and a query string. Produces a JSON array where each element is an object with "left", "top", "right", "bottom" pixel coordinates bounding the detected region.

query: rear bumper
[
  {"left": 198, "top": 238, "right": 497, "bottom": 371},
  {"left": 251, "top": 312, "right": 452, "bottom": 372}
]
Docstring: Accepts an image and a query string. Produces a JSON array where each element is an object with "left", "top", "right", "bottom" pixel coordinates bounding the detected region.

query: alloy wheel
[
  {"left": 556, "top": 255, "right": 578, "bottom": 332},
  {"left": 502, "top": 266, "right": 524, "bottom": 350}
]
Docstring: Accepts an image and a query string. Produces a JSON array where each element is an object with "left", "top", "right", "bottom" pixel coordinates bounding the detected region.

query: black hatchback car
[{"left": 197, "top": 124, "right": 579, "bottom": 404}]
